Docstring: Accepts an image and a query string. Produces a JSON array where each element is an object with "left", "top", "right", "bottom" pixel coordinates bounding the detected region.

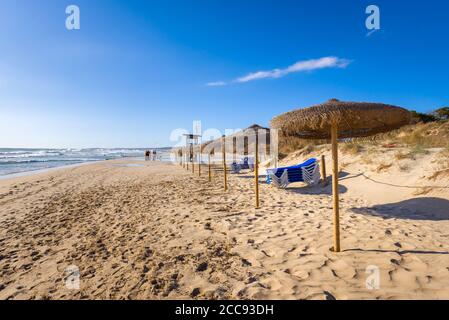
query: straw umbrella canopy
[
  {"left": 271, "top": 99, "right": 410, "bottom": 140},
  {"left": 201, "top": 124, "right": 271, "bottom": 207},
  {"left": 271, "top": 99, "right": 411, "bottom": 252},
  {"left": 202, "top": 124, "right": 271, "bottom": 156}
]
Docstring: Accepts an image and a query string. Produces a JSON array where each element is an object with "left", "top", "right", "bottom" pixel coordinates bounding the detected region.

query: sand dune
[{"left": 0, "top": 156, "right": 448, "bottom": 300}]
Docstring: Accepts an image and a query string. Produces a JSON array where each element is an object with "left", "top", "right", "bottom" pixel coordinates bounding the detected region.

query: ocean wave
[
  {"left": 0, "top": 158, "right": 102, "bottom": 165},
  {"left": 0, "top": 152, "right": 65, "bottom": 158},
  {"left": 0, "top": 149, "right": 147, "bottom": 159},
  {"left": 0, "top": 148, "right": 170, "bottom": 176}
]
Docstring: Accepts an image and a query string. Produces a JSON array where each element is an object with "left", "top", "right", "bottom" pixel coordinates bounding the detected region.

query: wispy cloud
[
  {"left": 237, "top": 56, "right": 351, "bottom": 83},
  {"left": 205, "top": 81, "right": 227, "bottom": 87},
  {"left": 206, "top": 56, "right": 351, "bottom": 86}
]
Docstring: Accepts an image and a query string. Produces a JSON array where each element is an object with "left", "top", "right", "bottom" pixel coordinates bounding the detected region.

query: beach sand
[{"left": 0, "top": 156, "right": 448, "bottom": 300}]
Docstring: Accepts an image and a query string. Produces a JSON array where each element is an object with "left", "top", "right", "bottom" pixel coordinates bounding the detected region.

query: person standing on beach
[
  {"left": 145, "top": 150, "right": 150, "bottom": 161},
  {"left": 153, "top": 150, "right": 157, "bottom": 161}
]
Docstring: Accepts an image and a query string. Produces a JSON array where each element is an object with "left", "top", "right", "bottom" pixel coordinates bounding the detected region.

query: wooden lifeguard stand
[{"left": 183, "top": 133, "right": 201, "bottom": 174}]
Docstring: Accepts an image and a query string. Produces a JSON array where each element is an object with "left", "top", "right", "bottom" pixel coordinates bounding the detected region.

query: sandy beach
[
  {"left": 3, "top": 0, "right": 449, "bottom": 307},
  {"left": 1, "top": 151, "right": 448, "bottom": 300}
]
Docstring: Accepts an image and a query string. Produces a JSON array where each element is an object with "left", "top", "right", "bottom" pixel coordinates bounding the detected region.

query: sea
[{"left": 0, "top": 148, "right": 173, "bottom": 177}]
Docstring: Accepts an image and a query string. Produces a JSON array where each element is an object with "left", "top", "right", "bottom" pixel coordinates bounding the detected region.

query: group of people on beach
[{"left": 145, "top": 150, "right": 158, "bottom": 161}]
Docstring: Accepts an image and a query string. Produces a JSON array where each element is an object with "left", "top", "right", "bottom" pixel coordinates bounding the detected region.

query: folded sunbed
[{"left": 266, "top": 158, "right": 320, "bottom": 188}]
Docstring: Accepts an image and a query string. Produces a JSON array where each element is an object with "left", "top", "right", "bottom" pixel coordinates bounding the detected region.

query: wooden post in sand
[
  {"left": 321, "top": 155, "right": 327, "bottom": 186},
  {"left": 208, "top": 153, "right": 212, "bottom": 182},
  {"left": 198, "top": 145, "right": 202, "bottom": 177},
  {"left": 254, "top": 133, "right": 260, "bottom": 209},
  {"left": 233, "top": 137, "right": 237, "bottom": 165},
  {"left": 222, "top": 135, "right": 228, "bottom": 191},
  {"left": 331, "top": 123, "right": 341, "bottom": 253},
  {"left": 192, "top": 147, "right": 195, "bottom": 174}
]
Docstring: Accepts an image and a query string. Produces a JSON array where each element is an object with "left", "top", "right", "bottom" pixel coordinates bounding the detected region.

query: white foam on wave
[{"left": 0, "top": 148, "right": 170, "bottom": 176}]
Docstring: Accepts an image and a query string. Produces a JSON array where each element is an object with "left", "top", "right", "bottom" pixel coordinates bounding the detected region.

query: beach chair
[
  {"left": 231, "top": 162, "right": 241, "bottom": 174},
  {"left": 231, "top": 157, "right": 253, "bottom": 173},
  {"left": 266, "top": 158, "right": 320, "bottom": 188},
  {"left": 240, "top": 157, "right": 255, "bottom": 170},
  {"left": 240, "top": 157, "right": 250, "bottom": 170}
]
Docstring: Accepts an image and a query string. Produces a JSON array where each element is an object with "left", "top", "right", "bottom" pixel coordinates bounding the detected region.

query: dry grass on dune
[
  {"left": 278, "top": 121, "right": 449, "bottom": 158},
  {"left": 436, "top": 146, "right": 449, "bottom": 170},
  {"left": 428, "top": 168, "right": 449, "bottom": 181},
  {"left": 341, "top": 142, "right": 362, "bottom": 155},
  {"left": 277, "top": 134, "right": 325, "bottom": 159},
  {"left": 365, "top": 121, "right": 449, "bottom": 148},
  {"left": 394, "top": 145, "right": 429, "bottom": 161},
  {"left": 376, "top": 162, "right": 393, "bottom": 173}
]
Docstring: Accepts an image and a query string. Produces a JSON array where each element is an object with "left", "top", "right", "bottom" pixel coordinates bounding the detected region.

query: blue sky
[{"left": 1, "top": 0, "right": 448, "bottom": 148}]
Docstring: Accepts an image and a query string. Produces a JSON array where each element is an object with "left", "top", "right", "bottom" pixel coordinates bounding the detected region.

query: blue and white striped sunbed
[{"left": 266, "top": 158, "right": 320, "bottom": 188}]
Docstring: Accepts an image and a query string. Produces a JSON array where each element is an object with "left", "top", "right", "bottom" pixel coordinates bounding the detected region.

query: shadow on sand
[
  {"left": 287, "top": 183, "right": 348, "bottom": 195},
  {"left": 343, "top": 248, "right": 449, "bottom": 255},
  {"left": 236, "top": 172, "right": 348, "bottom": 194},
  {"left": 352, "top": 197, "right": 449, "bottom": 221},
  {"left": 280, "top": 170, "right": 350, "bottom": 195},
  {"left": 236, "top": 173, "right": 269, "bottom": 184}
]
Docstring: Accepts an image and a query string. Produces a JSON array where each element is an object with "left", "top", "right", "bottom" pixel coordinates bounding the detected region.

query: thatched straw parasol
[
  {"left": 271, "top": 99, "right": 410, "bottom": 140},
  {"left": 202, "top": 124, "right": 271, "bottom": 155},
  {"left": 201, "top": 124, "right": 272, "bottom": 207},
  {"left": 271, "top": 99, "right": 410, "bottom": 252}
]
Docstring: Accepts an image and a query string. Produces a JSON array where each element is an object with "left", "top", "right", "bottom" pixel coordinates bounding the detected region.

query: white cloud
[
  {"left": 206, "top": 56, "right": 351, "bottom": 86},
  {"left": 236, "top": 57, "right": 351, "bottom": 83},
  {"left": 205, "top": 81, "right": 227, "bottom": 87}
]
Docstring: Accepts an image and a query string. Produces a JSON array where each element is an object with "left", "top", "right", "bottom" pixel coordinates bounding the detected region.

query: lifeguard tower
[{"left": 183, "top": 133, "right": 201, "bottom": 173}]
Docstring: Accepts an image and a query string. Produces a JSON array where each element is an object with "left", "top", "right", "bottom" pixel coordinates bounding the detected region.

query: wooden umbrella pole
[
  {"left": 321, "top": 155, "right": 327, "bottom": 186},
  {"left": 233, "top": 137, "right": 237, "bottom": 165},
  {"left": 199, "top": 146, "right": 202, "bottom": 177},
  {"left": 192, "top": 148, "right": 195, "bottom": 174},
  {"left": 331, "top": 124, "right": 341, "bottom": 252},
  {"left": 222, "top": 135, "right": 228, "bottom": 191},
  {"left": 208, "top": 153, "right": 212, "bottom": 182},
  {"left": 255, "top": 134, "right": 260, "bottom": 209}
]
